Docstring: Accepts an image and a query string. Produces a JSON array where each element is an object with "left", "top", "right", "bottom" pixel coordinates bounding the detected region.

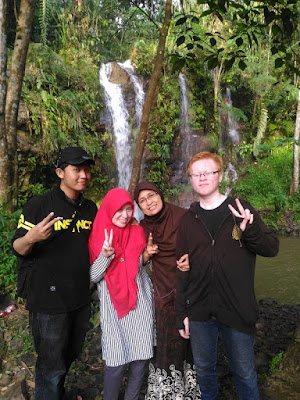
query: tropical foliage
[{"left": 0, "top": 0, "right": 299, "bottom": 295}]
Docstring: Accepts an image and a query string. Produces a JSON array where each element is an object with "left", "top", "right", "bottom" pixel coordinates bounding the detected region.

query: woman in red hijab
[
  {"left": 134, "top": 182, "right": 201, "bottom": 399},
  {"left": 88, "top": 188, "right": 155, "bottom": 400}
]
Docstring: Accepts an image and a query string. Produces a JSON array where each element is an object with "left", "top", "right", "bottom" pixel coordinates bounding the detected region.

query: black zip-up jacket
[
  {"left": 175, "top": 198, "right": 279, "bottom": 334},
  {"left": 12, "top": 186, "right": 97, "bottom": 314}
]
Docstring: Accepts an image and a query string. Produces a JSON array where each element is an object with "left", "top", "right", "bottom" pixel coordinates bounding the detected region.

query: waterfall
[
  {"left": 99, "top": 62, "right": 132, "bottom": 189},
  {"left": 225, "top": 162, "right": 238, "bottom": 196},
  {"left": 99, "top": 61, "right": 145, "bottom": 190},
  {"left": 225, "top": 87, "right": 241, "bottom": 144},
  {"left": 99, "top": 60, "right": 145, "bottom": 220},
  {"left": 179, "top": 73, "right": 193, "bottom": 162},
  {"left": 173, "top": 73, "right": 199, "bottom": 207},
  {"left": 118, "top": 60, "right": 145, "bottom": 126}
]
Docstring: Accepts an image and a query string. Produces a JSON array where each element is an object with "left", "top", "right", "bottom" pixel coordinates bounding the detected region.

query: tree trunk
[
  {"left": 5, "top": 0, "right": 37, "bottom": 209},
  {"left": 0, "top": 0, "right": 9, "bottom": 203},
  {"left": 128, "top": 0, "right": 172, "bottom": 196},
  {"left": 290, "top": 89, "right": 300, "bottom": 194}
]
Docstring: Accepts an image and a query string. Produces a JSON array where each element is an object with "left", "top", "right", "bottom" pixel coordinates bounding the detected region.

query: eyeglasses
[
  {"left": 138, "top": 192, "right": 157, "bottom": 206},
  {"left": 189, "top": 171, "right": 219, "bottom": 179}
]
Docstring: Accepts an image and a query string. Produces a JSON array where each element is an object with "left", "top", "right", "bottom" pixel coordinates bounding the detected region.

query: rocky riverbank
[{"left": 0, "top": 295, "right": 299, "bottom": 400}]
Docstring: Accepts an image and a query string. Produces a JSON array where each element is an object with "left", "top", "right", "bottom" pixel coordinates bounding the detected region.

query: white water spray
[
  {"left": 118, "top": 60, "right": 145, "bottom": 126},
  {"left": 179, "top": 73, "right": 193, "bottom": 160},
  {"left": 99, "top": 62, "right": 132, "bottom": 189},
  {"left": 226, "top": 88, "right": 241, "bottom": 144},
  {"left": 225, "top": 161, "right": 238, "bottom": 196}
]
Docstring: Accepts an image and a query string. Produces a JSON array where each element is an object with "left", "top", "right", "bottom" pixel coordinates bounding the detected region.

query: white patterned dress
[{"left": 90, "top": 253, "right": 155, "bottom": 367}]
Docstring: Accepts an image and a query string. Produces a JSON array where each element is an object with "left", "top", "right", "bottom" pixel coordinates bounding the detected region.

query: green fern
[{"left": 38, "top": 0, "right": 49, "bottom": 46}]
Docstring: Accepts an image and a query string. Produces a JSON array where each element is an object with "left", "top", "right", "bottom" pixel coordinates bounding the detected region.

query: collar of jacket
[{"left": 54, "top": 185, "right": 85, "bottom": 207}]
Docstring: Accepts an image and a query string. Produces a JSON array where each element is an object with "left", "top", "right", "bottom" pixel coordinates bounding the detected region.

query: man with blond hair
[{"left": 175, "top": 151, "right": 279, "bottom": 400}]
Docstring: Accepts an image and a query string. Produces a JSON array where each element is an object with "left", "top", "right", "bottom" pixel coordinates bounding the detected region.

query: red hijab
[{"left": 88, "top": 188, "right": 146, "bottom": 318}]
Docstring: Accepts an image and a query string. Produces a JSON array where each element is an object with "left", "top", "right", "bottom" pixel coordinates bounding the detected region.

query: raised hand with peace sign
[
  {"left": 13, "top": 212, "right": 62, "bottom": 256},
  {"left": 228, "top": 198, "right": 254, "bottom": 232},
  {"left": 102, "top": 228, "right": 115, "bottom": 258},
  {"left": 142, "top": 232, "right": 159, "bottom": 265}
]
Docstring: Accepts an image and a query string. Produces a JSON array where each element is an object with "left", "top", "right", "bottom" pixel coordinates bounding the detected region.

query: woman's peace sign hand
[
  {"left": 228, "top": 198, "right": 254, "bottom": 232},
  {"left": 102, "top": 228, "right": 115, "bottom": 258}
]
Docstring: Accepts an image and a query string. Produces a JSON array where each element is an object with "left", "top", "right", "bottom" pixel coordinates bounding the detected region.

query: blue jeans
[
  {"left": 29, "top": 303, "right": 91, "bottom": 400},
  {"left": 189, "top": 319, "right": 259, "bottom": 400}
]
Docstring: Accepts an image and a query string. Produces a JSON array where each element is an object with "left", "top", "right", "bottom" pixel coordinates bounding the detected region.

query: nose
[
  {"left": 79, "top": 170, "right": 88, "bottom": 179},
  {"left": 121, "top": 210, "right": 130, "bottom": 218}
]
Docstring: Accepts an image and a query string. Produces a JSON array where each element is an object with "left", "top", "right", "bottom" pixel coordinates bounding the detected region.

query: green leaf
[
  {"left": 247, "top": 33, "right": 252, "bottom": 47},
  {"left": 286, "top": 52, "right": 292, "bottom": 61},
  {"left": 172, "top": 57, "right": 186, "bottom": 72},
  {"left": 252, "top": 32, "right": 259, "bottom": 47},
  {"left": 210, "top": 38, "right": 217, "bottom": 46},
  {"left": 272, "top": 24, "right": 281, "bottom": 36},
  {"left": 200, "top": 9, "right": 213, "bottom": 18},
  {"left": 175, "top": 17, "right": 187, "bottom": 26},
  {"left": 207, "top": 57, "right": 219, "bottom": 70},
  {"left": 238, "top": 60, "right": 247, "bottom": 71},
  {"left": 176, "top": 36, "right": 185, "bottom": 46},
  {"left": 263, "top": 7, "right": 275, "bottom": 25},
  {"left": 236, "top": 37, "right": 243, "bottom": 47},
  {"left": 224, "top": 57, "right": 235, "bottom": 71},
  {"left": 275, "top": 58, "right": 284, "bottom": 68}
]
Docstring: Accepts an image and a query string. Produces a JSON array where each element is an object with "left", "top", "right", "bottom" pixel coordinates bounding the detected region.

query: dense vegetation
[{"left": 0, "top": 0, "right": 299, "bottom": 295}]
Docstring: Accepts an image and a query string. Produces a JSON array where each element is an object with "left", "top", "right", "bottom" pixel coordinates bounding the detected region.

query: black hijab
[{"left": 134, "top": 182, "right": 186, "bottom": 298}]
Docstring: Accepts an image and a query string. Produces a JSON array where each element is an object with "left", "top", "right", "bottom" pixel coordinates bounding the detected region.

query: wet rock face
[
  {"left": 262, "top": 325, "right": 300, "bottom": 400},
  {"left": 109, "top": 62, "right": 131, "bottom": 86}
]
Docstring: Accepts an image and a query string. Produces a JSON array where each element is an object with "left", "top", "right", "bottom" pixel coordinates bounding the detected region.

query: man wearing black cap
[{"left": 12, "top": 147, "right": 98, "bottom": 400}]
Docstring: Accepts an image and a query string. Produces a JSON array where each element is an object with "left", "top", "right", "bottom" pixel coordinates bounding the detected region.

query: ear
[{"left": 56, "top": 168, "right": 64, "bottom": 179}]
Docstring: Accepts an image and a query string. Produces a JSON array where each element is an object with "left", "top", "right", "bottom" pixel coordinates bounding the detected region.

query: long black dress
[{"left": 134, "top": 182, "right": 201, "bottom": 399}]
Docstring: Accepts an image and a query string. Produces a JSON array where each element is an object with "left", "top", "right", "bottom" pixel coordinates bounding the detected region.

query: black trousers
[{"left": 29, "top": 303, "right": 91, "bottom": 400}]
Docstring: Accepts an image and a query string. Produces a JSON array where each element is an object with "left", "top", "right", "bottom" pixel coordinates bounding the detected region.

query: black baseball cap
[{"left": 56, "top": 147, "right": 95, "bottom": 169}]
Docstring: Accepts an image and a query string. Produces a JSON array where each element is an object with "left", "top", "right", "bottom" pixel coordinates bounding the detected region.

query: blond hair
[{"left": 186, "top": 152, "right": 223, "bottom": 177}]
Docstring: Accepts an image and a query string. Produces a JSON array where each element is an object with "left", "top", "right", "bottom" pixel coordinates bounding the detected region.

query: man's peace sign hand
[
  {"left": 27, "top": 212, "right": 62, "bottom": 243},
  {"left": 102, "top": 228, "right": 114, "bottom": 258},
  {"left": 228, "top": 198, "right": 254, "bottom": 232}
]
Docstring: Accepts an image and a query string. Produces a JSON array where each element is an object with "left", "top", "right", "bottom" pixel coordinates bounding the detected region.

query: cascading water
[
  {"left": 99, "top": 62, "right": 132, "bottom": 189},
  {"left": 225, "top": 87, "right": 241, "bottom": 144},
  {"left": 225, "top": 161, "right": 238, "bottom": 196},
  {"left": 179, "top": 73, "right": 193, "bottom": 162},
  {"left": 99, "top": 60, "right": 145, "bottom": 220},
  {"left": 118, "top": 60, "right": 145, "bottom": 126},
  {"left": 173, "top": 73, "right": 199, "bottom": 207}
]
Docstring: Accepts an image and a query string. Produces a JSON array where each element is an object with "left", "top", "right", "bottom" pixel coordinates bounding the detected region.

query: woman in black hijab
[{"left": 134, "top": 182, "right": 200, "bottom": 399}]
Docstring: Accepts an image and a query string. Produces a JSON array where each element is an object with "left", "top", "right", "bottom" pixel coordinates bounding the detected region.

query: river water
[{"left": 255, "top": 236, "right": 300, "bottom": 304}]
